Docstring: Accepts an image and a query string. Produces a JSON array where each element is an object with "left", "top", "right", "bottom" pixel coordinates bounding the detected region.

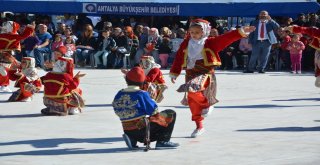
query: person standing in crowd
[
  {"left": 244, "top": 10, "right": 280, "bottom": 73},
  {"left": 170, "top": 18, "right": 255, "bottom": 138},
  {"left": 286, "top": 33, "right": 305, "bottom": 74},
  {"left": 278, "top": 29, "right": 292, "bottom": 70},
  {"left": 239, "top": 35, "right": 252, "bottom": 70},
  {"left": 33, "top": 24, "right": 52, "bottom": 68},
  {"left": 285, "top": 25, "right": 320, "bottom": 86},
  {"left": 113, "top": 66, "right": 179, "bottom": 150},
  {"left": 7, "top": 57, "right": 42, "bottom": 102}
]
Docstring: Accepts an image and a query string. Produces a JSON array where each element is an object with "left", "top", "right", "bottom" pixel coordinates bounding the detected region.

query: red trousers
[{"left": 187, "top": 91, "right": 210, "bottom": 122}]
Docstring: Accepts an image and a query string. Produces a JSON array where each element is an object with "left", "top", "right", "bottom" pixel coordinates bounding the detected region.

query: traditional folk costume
[
  {"left": 41, "top": 57, "right": 84, "bottom": 116},
  {"left": 169, "top": 19, "right": 247, "bottom": 137},
  {"left": 8, "top": 57, "right": 41, "bottom": 102},
  {"left": 290, "top": 26, "right": 320, "bottom": 87},
  {"left": 112, "top": 66, "right": 179, "bottom": 150},
  {"left": 140, "top": 56, "right": 167, "bottom": 103},
  {"left": 0, "top": 21, "right": 33, "bottom": 92}
]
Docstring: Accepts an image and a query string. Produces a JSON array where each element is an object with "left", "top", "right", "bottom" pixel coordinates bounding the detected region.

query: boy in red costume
[
  {"left": 285, "top": 26, "right": 320, "bottom": 86},
  {"left": 8, "top": 57, "right": 42, "bottom": 102},
  {"left": 121, "top": 56, "right": 167, "bottom": 103},
  {"left": 169, "top": 19, "right": 255, "bottom": 138},
  {"left": 41, "top": 49, "right": 85, "bottom": 116},
  {"left": 0, "top": 21, "right": 34, "bottom": 92}
]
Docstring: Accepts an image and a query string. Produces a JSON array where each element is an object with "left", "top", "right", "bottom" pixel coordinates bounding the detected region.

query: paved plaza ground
[{"left": 0, "top": 69, "right": 320, "bottom": 165}]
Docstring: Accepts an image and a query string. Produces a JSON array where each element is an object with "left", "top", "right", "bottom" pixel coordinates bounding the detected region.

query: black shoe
[
  {"left": 258, "top": 70, "right": 266, "bottom": 73},
  {"left": 155, "top": 141, "right": 179, "bottom": 149},
  {"left": 122, "top": 134, "right": 138, "bottom": 150},
  {"left": 243, "top": 70, "right": 254, "bottom": 73}
]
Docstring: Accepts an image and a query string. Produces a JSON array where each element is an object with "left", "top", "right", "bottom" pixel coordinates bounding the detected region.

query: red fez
[
  {"left": 56, "top": 46, "right": 67, "bottom": 55},
  {"left": 126, "top": 66, "right": 146, "bottom": 83}
]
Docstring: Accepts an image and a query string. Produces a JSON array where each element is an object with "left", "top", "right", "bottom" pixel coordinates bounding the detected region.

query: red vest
[
  {"left": 146, "top": 68, "right": 165, "bottom": 84},
  {"left": 41, "top": 72, "right": 79, "bottom": 98},
  {"left": 0, "top": 26, "right": 33, "bottom": 52},
  {"left": 170, "top": 29, "right": 245, "bottom": 77}
]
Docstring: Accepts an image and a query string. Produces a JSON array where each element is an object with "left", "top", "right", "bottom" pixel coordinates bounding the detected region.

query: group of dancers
[{"left": 1, "top": 18, "right": 319, "bottom": 150}]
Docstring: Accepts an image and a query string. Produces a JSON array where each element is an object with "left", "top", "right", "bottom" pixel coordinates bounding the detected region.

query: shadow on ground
[
  {"left": 273, "top": 98, "right": 320, "bottom": 102},
  {"left": 0, "top": 147, "right": 133, "bottom": 157},
  {"left": 0, "top": 113, "right": 42, "bottom": 119},
  {"left": 237, "top": 126, "right": 320, "bottom": 132},
  {"left": 85, "top": 104, "right": 112, "bottom": 107},
  {"left": 0, "top": 137, "right": 123, "bottom": 148}
]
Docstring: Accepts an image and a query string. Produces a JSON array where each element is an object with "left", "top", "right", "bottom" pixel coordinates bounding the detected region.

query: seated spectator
[
  {"left": 112, "top": 27, "right": 129, "bottom": 68},
  {"left": 33, "top": 24, "right": 52, "bottom": 68},
  {"left": 64, "top": 36, "right": 76, "bottom": 58},
  {"left": 124, "top": 26, "right": 139, "bottom": 66},
  {"left": 51, "top": 34, "right": 64, "bottom": 61},
  {"left": 75, "top": 24, "right": 96, "bottom": 67},
  {"left": 134, "top": 26, "right": 149, "bottom": 65},
  {"left": 168, "top": 28, "right": 185, "bottom": 66},
  {"left": 61, "top": 27, "right": 78, "bottom": 44},
  {"left": 93, "top": 30, "right": 116, "bottom": 69},
  {"left": 22, "top": 30, "right": 40, "bottom": 57},
  {"left": 158, "top": 37, "right": 171, "bottom": 68}
]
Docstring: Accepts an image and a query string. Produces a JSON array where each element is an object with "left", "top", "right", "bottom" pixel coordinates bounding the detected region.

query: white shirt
[{"left": 258, "top": 20, "right": 267, "bottom": 40}]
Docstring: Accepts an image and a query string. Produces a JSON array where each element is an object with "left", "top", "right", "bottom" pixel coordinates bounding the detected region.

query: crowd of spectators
[{"left": 1, "top": 12, "right": 319, "bottom": 72}]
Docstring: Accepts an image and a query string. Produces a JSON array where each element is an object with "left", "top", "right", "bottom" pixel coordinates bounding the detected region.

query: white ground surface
[{"left": 0, "top": 69, "right": 320, "bottom": 165}]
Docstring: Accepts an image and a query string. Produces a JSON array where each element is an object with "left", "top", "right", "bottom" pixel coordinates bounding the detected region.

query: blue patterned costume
[{"left": 112, "top": 86, "right": 176, "bottom": 143}]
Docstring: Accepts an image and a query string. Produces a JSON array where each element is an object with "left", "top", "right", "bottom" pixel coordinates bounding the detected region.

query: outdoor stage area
[{"left": 0, "top": 69, "right": 320, "bottom": 165}]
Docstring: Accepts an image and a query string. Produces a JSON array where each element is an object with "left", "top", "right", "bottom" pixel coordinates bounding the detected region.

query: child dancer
[
  {"left": 41, "top": 46, "right": 85, "bottom": 116},
  {"left": 0, "top": 21, "right": 34, "bottom": 92},
  {"left": 169, "top": 18, "right": 255, "bottom": 138},
  {"left": 113, "top": 66, "right": 179, "bottom": 150},
  {"left": 121, "top": 56, "right": 167, "bottom": 103},
  {"left": 8, "top": 57, "right": 42, "bottom": 102},
  {"left": 286, "top": 34, "right": 305, "bottom": 74}
]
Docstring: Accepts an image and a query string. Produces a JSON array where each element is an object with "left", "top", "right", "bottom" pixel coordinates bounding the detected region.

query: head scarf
[
  {"left": 21, "top": 57, "right": 39, "bottom": 81},
  {"left": 187, "top": 19, "right": 211, "bottom": 69},
  {"left": 148, "top": 28, "right": 160, "bottom": 43},
  {"left": 125, "top": 26, "right": 134, "bottom": 39},
  {"left": 140, "top": 56, "right": 161, "bottom": 75},
  {"left": 52, "top": 57, "right": 74, "bottom": 76},
  {"left": 1, "top": 21, "right": 20, "bottom": 34}
]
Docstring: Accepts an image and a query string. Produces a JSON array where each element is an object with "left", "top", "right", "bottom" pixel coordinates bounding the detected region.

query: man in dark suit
[{"left": 245, "top": 10, "right": 280, "bottom": 73}]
